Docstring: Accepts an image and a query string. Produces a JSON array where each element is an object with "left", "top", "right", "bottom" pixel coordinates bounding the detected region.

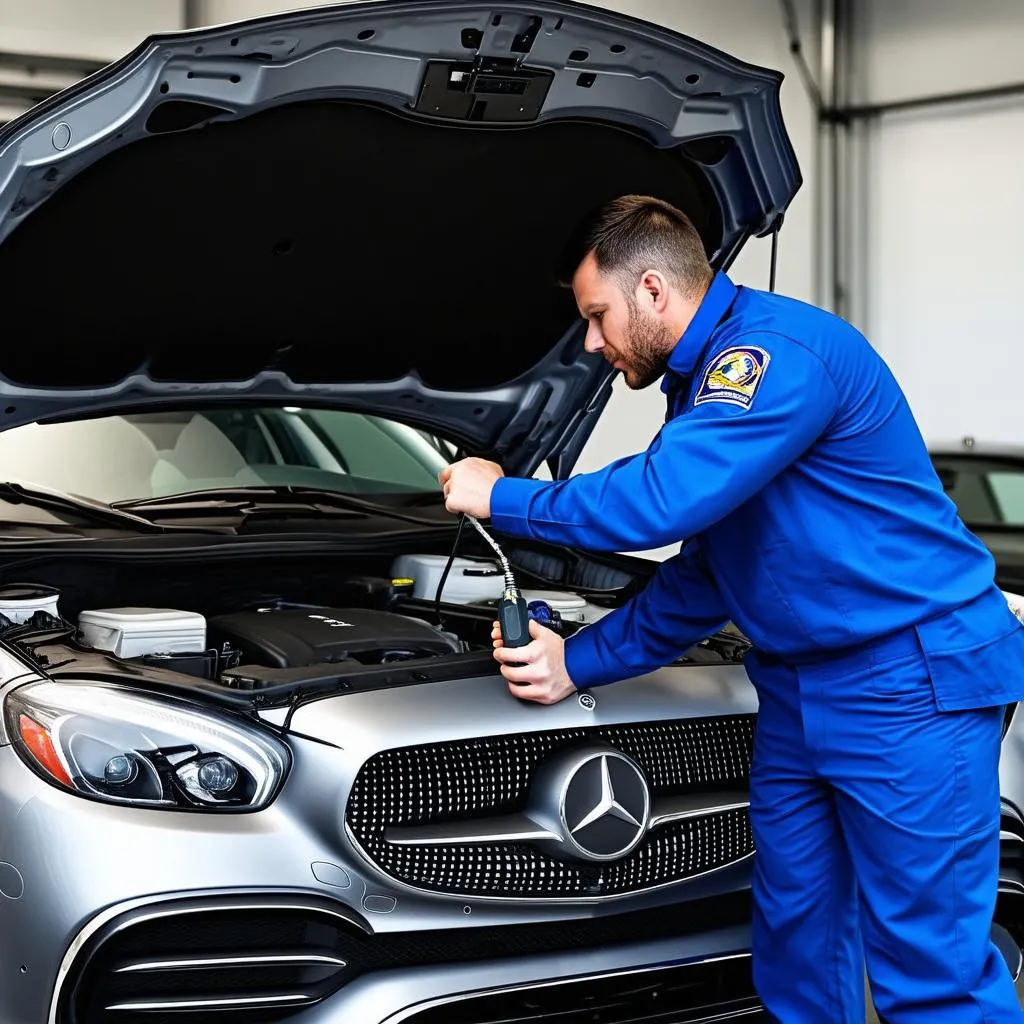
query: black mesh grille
[
  {"left": 347, "top": 716, "right": 755, "bottom": 898},
  {"left": 405, "top": 954, "right": 760, "bottom": 1023},
  {"left": 365, "top": 807, "right": 752, "bottom": 898}
]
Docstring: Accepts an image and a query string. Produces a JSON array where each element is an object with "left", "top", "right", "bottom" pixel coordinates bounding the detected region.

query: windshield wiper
[
  {"left": 0, "top": 482, "right": 168, "bottom": 532},
  {"left": 114, "top": 486, "right": 448, "bottom": 528}
]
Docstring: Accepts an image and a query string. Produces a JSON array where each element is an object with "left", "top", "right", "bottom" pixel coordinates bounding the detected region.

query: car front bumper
[{"left": 47, "top": 889, "right": 759, "bottom": 1023}]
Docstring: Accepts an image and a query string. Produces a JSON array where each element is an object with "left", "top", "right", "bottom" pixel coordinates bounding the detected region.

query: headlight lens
[{"left": 4, "top": 682, "right": 289, "bottom": 810}]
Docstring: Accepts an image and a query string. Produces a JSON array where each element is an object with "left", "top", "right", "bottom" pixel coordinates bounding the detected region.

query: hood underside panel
[
  {"left": 0, "top": 1, "right": 800, "bottom": 473},
  {"left": 0, "top": 101, "right": 717, "bottom": 391}
]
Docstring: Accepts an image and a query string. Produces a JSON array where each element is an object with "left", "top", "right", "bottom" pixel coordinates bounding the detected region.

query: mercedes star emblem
[{"left": 559, "top": 750, "right": 651, "bottom": 861}]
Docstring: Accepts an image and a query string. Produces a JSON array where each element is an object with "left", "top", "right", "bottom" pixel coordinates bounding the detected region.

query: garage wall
[
  {"left": 849, "top": 0, "right": 1024, "bottom": 449},
  {"left": 0, "top": 0, "right": 182, "bottom": 59}
]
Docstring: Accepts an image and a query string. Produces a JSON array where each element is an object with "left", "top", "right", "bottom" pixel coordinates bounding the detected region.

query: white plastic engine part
[
  {"left": 391, "top": 554, "right": 505, "bottom": 605},
  {"left": 78, "top": 608, "right": 208, "bottom": 659},
  {"left": 520, "top": 589, "right": 610, "bottom": 624},
  {"left": 0, "top": 587, "right": 60, "bottom": 624}
]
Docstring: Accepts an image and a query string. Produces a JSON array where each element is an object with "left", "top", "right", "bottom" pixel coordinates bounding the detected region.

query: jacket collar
[{"left": 660, "top": 271, "right": 739, "bottom": 393}]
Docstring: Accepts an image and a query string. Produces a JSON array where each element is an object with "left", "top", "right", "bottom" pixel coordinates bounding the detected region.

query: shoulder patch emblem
[{"left": 694, "top": 346, "right": 770, "bottom": 410}]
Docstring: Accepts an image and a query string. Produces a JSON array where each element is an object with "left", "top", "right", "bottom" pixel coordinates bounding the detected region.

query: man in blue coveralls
[{"left": 440, "top": 195, "right": 1024, "bottom": 1022}]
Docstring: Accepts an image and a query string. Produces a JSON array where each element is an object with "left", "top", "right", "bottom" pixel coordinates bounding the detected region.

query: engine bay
[{"left": 0, "top": 546, "right": 750, "bottom": 706}]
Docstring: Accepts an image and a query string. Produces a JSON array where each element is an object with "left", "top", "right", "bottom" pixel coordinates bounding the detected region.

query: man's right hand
[{"left": 491, "top": 618, "right": 577, "bottom": 704}]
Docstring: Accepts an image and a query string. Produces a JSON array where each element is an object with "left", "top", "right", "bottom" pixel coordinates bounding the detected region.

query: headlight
[{"left": 4, "top": 682, "right": 289, "bottom": 811}]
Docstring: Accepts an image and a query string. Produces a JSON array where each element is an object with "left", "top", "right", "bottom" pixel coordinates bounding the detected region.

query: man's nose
[{"left": 584, "top": 324, "right": 604, "bottom": 353}]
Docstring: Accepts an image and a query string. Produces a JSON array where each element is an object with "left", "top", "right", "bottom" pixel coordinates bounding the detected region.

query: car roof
[{"left": 929, "top": 442, "right": 1024, "bottom": 461}]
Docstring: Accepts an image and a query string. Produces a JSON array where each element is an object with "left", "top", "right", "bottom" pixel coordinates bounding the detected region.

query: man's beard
[{"left": 618, "top": 298, "right": 676, "bottom": 390}]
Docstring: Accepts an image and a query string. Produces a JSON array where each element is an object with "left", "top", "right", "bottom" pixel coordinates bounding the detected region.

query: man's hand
[
  {"left": 491, "top": 618, "right": 577, "bottom": 704},
  {"left": 439, "top": 458, "right": 505, "bottom": 518}
]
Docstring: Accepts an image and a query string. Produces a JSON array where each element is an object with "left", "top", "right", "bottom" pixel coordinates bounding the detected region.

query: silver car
[{"left": 0, "top": 3, "right": 1019, "bottom": 1022}]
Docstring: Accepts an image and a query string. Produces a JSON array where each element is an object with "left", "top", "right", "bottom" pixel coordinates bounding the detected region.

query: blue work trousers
[{"left": 746, "top": 628, "right": 1023, "bottom": 1022}]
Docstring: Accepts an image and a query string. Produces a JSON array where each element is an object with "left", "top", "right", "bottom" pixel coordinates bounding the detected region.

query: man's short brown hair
[{"left": 563, "top": 195, "right": 713, "bottom": 299}]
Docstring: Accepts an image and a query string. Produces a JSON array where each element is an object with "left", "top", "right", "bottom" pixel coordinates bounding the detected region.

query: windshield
[
  {"left": 0, "top": 407, "right": 456, "bottom": 504},
  {"left": 933, "top": 455, "right": 1024, "bottom": 528}
]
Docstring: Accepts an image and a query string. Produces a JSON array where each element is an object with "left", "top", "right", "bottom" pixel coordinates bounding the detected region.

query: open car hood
[{"left": 0, "top": 0, "right": 799, "bottom": 477}]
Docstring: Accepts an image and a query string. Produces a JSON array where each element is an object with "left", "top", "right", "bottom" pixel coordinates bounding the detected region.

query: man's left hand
[
  {"left": 491, "top": 618, "right": 577, "bottom": 704},
  {"left": 439, "top": 458, "right": 504, "bottom": 518}
]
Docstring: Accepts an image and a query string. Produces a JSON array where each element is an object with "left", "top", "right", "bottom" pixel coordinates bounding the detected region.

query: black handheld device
[
  {"left": 497, "top": 589, "right": 531, "bottom": 649},
  {"left": 464, "top": 515, "right": 531, "bottom": 655}
]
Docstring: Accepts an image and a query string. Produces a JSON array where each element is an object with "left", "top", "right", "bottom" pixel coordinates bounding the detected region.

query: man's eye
[{"left": 592, "top": 311, "right": 603, "bottom": 321}]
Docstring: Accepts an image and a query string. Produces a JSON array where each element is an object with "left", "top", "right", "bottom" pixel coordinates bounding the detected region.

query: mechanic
[{"left": 440, "top": 195, "right": 1024, "bottom": 1023}]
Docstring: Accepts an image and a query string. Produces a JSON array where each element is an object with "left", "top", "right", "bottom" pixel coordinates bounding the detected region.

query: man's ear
[{"left": 637, "top": 269, "right": 671, "bottom": 314}]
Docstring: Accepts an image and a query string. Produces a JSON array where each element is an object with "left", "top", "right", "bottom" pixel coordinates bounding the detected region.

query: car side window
[
  {"left": 989, "top": 472, "right": 1024, "bottom": 526},
  {"left": 945, "top": 469, "right": 1001, "bottom": 524},
  {"left": 935, "top": 456, "right": 1024, "bottom": 527}
]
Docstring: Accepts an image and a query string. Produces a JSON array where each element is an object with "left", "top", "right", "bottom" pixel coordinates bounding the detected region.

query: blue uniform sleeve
[
  {"left": 564, "top": 542, "right": 730, "bottom": 689},
  {"left": 491, "top": 332, "right": 840, "bottom": 551}
]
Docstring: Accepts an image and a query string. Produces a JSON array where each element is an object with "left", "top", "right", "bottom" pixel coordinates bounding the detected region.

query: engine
[
  {"left": 206, "top": 607, "right": 463, "bottom": 667},
  {"left": 0, "top": 561, "right": 751, "bottom": 697},
  {"left": 68, "top": 602, "right": 467, "bottom": 685},
  {"left": 0, "top": 557, "right": 620, "bottom": 695}
]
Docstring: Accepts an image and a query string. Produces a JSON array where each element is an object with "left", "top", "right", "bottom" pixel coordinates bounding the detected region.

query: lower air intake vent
[{"left": 64, "top": 903, "right": 358, "bottom": 1024}]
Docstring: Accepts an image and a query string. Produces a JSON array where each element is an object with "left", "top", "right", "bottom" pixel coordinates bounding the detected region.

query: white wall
[
  {"left": 0, "top": 0, "right": 181, "bottom": 60},
  {"left": 852, "top": 0, "right": 1024, "bottom": 450}
]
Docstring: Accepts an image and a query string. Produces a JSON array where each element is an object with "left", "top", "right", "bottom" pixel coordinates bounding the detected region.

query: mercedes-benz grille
[{"left": 346, "top": 715, "right": 756, "bottom": 899}]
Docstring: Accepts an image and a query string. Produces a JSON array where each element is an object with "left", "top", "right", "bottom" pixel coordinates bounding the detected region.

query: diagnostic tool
[{"left": 465, "top": 515, "right": 532, "bottom": 651}]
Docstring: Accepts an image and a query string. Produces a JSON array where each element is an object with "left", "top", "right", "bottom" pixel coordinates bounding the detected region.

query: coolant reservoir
[
  {"left": 78, "top": 608, "right": 207, "bottom": 659},
  {"left": 390, "top": 554, "right": 505, "bottom": 605},
  {"left": 0, "top": 584, "right": 60, "bottom": 624}
]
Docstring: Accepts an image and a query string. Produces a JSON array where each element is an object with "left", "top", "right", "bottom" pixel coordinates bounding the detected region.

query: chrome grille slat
[
  {"left": 117, "top": 954, "right": 347, "bottom": 973},
  {"left": 106, "top": 993, "right": 312, "bottom": 1012},
  {"left": 347, "top": 715, "right": 756, "bottom": 898}
]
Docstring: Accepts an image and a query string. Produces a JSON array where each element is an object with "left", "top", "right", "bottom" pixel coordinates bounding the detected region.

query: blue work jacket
[{"left": 490, "top": 272, "right": 1024, "bottom": 711}]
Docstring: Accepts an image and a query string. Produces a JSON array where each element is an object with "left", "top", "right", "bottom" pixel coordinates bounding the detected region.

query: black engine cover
[{"left": 207, "top": 607, "right": 459, "bottom": 668}]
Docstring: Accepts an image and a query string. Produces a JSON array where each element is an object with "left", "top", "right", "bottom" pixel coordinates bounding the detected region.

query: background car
[{"left": 931, "top": 442, "right": 1024, "bottom": 592}]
